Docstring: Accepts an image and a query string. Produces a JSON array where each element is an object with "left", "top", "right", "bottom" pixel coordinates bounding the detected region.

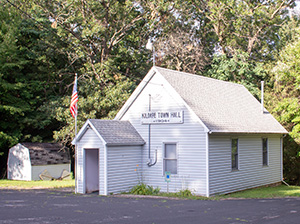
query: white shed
[
  {"left": 73, "top": 120, "right": 145, "bottom": 194},
  {"left": 75, "top": 66, "right": 288, "bottom": 196},
  {"left": 7, "top": 143, "right": 71, "bottom": 181}
]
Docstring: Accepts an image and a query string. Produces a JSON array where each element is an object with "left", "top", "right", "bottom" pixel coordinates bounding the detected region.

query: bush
[
  {"left": 175, "top": 189, "right": 193, "bottom": 197},
  {"left": 129, "top": 183, "right": 160, "bottom": 195}
]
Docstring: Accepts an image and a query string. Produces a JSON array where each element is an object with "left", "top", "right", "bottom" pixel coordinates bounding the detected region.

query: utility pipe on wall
[{"left": 147, "top": 94, "right": 157, "bottom": 167}]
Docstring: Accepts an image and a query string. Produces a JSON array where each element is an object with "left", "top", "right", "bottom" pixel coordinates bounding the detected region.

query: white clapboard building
[{"left": 74, "top": 66, "right": 287, "bottom": 196}]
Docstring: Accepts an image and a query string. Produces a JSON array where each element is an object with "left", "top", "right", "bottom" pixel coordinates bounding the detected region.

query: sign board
[
  {"left": 141, "top": 111, "right": 183, "bottom": 124},
  {"left": 165, "top": 171, "right": 171, "bottom": 182}
]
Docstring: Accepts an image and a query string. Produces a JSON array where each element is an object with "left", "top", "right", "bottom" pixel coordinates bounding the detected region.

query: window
[
  {"left": 231, "top": 139, "right": 238, "bottom": 170},
  {"left": 164, "top": 143, "right": 177, "bottom": 174},
  {"left": 262, "top": 138, "right": 268, "bottom": 166}
]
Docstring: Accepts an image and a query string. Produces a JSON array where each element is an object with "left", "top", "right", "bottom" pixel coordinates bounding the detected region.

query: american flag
[{"left": 70, "top": 75, "right": 78, "bottom": 118}]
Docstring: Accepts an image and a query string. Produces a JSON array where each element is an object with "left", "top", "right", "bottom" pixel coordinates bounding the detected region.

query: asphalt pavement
[{"left": 0, "top": 188, "right": 300, "bottom": 224}]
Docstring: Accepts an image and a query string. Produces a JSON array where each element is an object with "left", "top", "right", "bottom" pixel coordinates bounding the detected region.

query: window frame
[
  {"left": 163, "top": 143, "right": 178, "bottom": 175},
  {"left": 231, "top": 138, "right": 239, "bottom": 170},
  {"left": 262, "top": 138, "right": 268, "bottom": 166}
]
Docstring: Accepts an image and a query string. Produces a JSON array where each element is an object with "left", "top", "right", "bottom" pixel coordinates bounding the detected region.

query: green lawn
[
  {"left": 126, "top": 183, "right": 300, "bottom": 200},
  {"left": 0, "top": 179, "right": 75, "bottom": 189},
  {"left": 219, "top": 185, "right": 300, "bottom": 199},
  {"left": 1, "top": 180, "right": 299, "bottom": 199}
]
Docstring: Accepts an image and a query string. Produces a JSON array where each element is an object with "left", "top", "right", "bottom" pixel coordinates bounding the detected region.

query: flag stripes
[{"left": 70, "top": 75, "right": 78, "bottom": 118}]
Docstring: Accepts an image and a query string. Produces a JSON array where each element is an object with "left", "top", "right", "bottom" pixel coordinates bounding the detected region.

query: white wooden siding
[
  {"left": 76, "top": 128, "right": 104, "bottom": 194},
  {"left": 107, "top": 146, "right": 142, "bottom": 194},
  {"left": 209, "top": 135, "right": 282, "bottom": 195},
  {"left": 120, "top": 72, "right": 207, "bottom": 195}
]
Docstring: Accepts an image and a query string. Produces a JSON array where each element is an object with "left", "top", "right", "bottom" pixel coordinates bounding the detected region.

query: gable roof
[
  {"left": 117, "top": 66, "right": 287, "bottom": 134},
  {"left": 156, "top": 67, "right": 287, "bottom": 134},
  {"left": 75, "top": 119, "right": 145, "bottom": 146},
  {"left": 21, "top": 143, "right": 70, "bottom": 166}
]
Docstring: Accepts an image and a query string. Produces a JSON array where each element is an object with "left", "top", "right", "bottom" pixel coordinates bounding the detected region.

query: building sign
[
  {"left": 141, "top": 111, "right": 184, "bottom": 124},
  {"left": 165, "top": 171, "right": 171, "bottom": 182}
]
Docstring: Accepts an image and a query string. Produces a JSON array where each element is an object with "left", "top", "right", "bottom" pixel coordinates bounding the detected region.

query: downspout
[
  {"left": 147, "top": 94, "right": 157, "bottom": 167},
  {"left": 206, "top": 132, "right": 210, "bottom": 197},
  {"left": 104, "top": 144, "right": 108, "bottom": 195}
]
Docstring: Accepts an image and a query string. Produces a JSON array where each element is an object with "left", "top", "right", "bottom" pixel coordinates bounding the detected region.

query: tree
[
  {"left": 23, "top": 0, "right": 165, "bottom": 81},
  {"left": 146, "top": 0, "right": 216, "bottom": 74},
  {"left": 13, "top": 0, "right": 182, "bottom": 143},
  {"left": 205, "top": 51, "right": 266, "bottom": 97},
  {"left": 265, "top": 27, "right": 300, "bottom": 185},
  {"left": 267, "top": 30, "right": 300, "bottom": 143},
  {"left": 53, "top": 77, "right": 135, "bottom": 146},
  {"left": 185, "top": 0, "right": 295, "bottom": 60},
  {"left": 0, "top": 2, "right": 72, "bottom": 177},
  {"left": 154, "top": 27, "right": 209, "bottom": 74}
]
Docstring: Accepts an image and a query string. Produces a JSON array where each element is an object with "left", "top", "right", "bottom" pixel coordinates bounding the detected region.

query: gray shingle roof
[
  {"left": 89, "top": 119, "right": 145, "bottom": 145},
  {"left": 155, "top": 66, "right": 287, "bottom": 134},
  {"left": 21, "top": 143, "right": 70, "bottom": 166}
]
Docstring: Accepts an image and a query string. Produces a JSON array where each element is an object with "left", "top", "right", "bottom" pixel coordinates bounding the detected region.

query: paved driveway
[{"left": 0, "top": 189, "right": 299, "bottom": 224}]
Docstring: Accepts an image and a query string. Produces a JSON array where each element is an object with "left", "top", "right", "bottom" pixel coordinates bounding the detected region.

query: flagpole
[{"left": 74, "top": 73, "right": 78, "bottom": 194}]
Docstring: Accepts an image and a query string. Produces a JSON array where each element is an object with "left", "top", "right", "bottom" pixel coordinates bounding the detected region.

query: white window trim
[
  {"left": 231, "top": 138, "right": 239, "bottom": 171},
  {"left": 262, "top": 138, "right": 269, "bottom": 166},
  {"left": 163, "top": 142, "right": 178, "bottom": 176}
]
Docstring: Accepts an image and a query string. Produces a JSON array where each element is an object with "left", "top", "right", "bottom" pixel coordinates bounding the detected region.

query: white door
[{"left": 85, "top": 149, "right": 99, "bottom": 193}]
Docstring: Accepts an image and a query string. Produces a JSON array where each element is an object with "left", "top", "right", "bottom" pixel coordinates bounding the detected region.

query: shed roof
[
  {"left": 86, "top": 119, "right": 145, "bottom": 146},
  {"left": 21, "top": 143, "right": 70, "bottom": 166},
  {"left": 154, "top": 66, "right": 287, "bottom": 134}
]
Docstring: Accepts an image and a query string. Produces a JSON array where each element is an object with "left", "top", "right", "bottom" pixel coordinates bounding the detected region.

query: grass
[
  {"left": 126, "top": 183, "right": 300, "bottom": 200},
  {"left": 1, "top": 179, "right": 300, "bottom": 199},
  {"left": 219, "top": 185, "right": 300, "bottom": 199},
  {"left": 0, "top": 179, "right": 75, "bottom": 189}
]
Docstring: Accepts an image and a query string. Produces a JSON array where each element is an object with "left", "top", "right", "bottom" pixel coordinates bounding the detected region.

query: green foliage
[
  {"left": 53, "top": 77, "right": 135, "bottom": 146},
  {"left": 129, "top": 183, "right": 161, "bottom": 195},
  {"left": 282, "top": 136, "right": 300, "bottom": 185},
  {"left": 276, "top": 16, "right": 300, "bottom": 56},
  {"left": 0, "top": 2, "right": 71, "bottom": 176},
  {"left": 205, "top": 51, "right": 266, "bottom": 98},
  {"left": 222, "top": 185, "right": 300, "bottom": 199},
  {"left": 26, "top": 0, "right": 153, "bottom": 81},
  {"left": 0, "top": 0, "right": 152, "bottom": 176},
  {"left": 266, "top": 28, "right": 300, "bottom": 144},
  {"left": 265, "top": 26, "right": 300, "bottom": 185},
  {"left": 174, "top": 189, "right": 193, "bottom": 197},
  {"left": 204, "top": 0, "right": 293, "bottom": 60}
]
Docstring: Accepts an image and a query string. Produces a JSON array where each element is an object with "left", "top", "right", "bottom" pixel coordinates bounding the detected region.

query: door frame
[{"left": 84, "top": 148, "right": 99, "bottom": 193}]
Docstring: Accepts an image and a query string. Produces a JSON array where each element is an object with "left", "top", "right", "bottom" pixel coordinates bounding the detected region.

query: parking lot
[{"left": 0, "top": 189, "right": 300, "bottom": 224}]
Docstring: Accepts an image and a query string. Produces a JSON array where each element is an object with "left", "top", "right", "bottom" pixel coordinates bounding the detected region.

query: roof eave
[
  {"left": 208, "top": 130, "right": 288, "bottom": 135},
  {"left": 106, "top": 142, "right": 145, "bottom": 147},
  {"left": 71, "top": 119, "right": 107, "bottom": 145}
]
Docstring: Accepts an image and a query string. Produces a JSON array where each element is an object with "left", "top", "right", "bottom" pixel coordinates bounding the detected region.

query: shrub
[
  {"left": 129, "top": 183, "right": 160, "bottom": 195},
  {"left": 175, "top": 189, "right": 193, "bottom": 197}
]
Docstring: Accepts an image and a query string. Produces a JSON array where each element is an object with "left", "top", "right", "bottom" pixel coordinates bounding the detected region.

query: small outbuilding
[
  {"left": 73, "top": 120, "right": 145, "bottom": 194},
  {"left": 74, "top": 66, "right": 288, "bottom": 196},
  {"left": 7, "top": 143, "right": 71, "bottom": 181}
]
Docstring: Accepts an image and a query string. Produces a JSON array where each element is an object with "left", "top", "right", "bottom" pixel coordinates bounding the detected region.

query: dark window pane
[
  {"left": 231, "top": 139, "right": 238, "bottom": 169},
  {"left": 262, "top": 138, "right": 268, "bottom": 165}
]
